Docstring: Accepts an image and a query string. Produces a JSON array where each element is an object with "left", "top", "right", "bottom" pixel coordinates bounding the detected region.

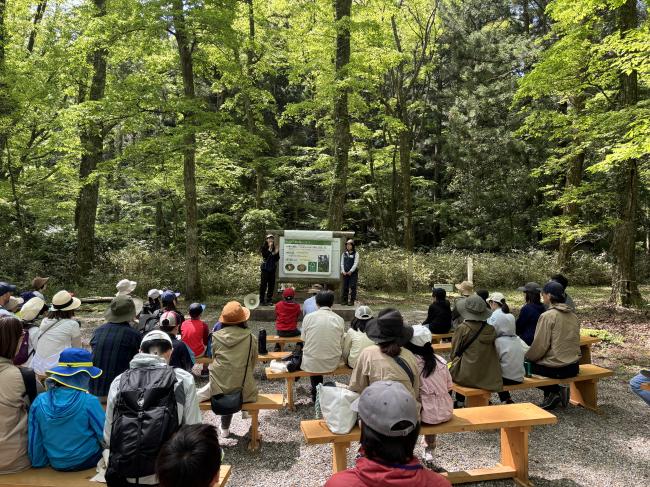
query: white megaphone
[{"left": 244, "top": 293, "right": 260, "bottom": 310}]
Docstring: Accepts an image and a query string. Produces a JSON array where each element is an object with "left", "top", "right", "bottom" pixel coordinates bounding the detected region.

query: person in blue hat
[{"left": 28, "top": 348, "right": 105, "bottom": 471}]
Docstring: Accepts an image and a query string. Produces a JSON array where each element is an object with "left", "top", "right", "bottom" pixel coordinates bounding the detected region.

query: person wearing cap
[
  {"left": 160, "top": 310, "right": 195, "bottom": 372},
  {"left": 0, "top": 281, "right": 18, "bottom": 317},
  {"left": 342, "top": 306, "right": 375, "bottom": 368},
  {"left": 0, "top": 315, "right": 43, "bottom": 474},
  {"left": 349, "top": 309, "right": 420, "bottom": 410},
  {"left": 89, "top": 295, "right": 143, "bottom": 400},
  {"left": 450, "top": 294, "right": 502, "bottom": 405},
  {"left": 181, "top": 303, "right": 210, "bottom": 358},
  {"left": 302, "top": 284, "right": 322, "bottom": 317},
  {"left": 340, "top": 239, "right": 360, "bottom": 306},
  {"left": 492, "top": 313, "right": 528, "bottom": 404},
  {"left": 325, "top": 381, "right": 450, "bottom": 487},
  {"left": 15, "top": 297, "right": 48, "bottom": 367},
  {"left": 274, "top": 288, "right": 302, "bottom": 344},
  {"left": 259, "top": 234, "right": 280, "bottom": 306},
  {"left": 451, "top": 281, "right": 474, "bottom": 328},
  {"left": 550, "top": 274, "right": 576, "bottom": 311},
  {"left": 161, "top": 290, "right": 185, "bottom": 326},
  {"left": 145, "top": 289, "right": 163, "bottom": 314},
  {"left": 197, "top": 301, "right": 258, "bottom": 438},
  {"left": 525, "top": 281, "right": 580, "bottom": 410},
  {"left": 515, "top": 282, "right": 545, "bottom": 346},
  {"left": 28, "top": 348, "right": 105, "bottom": 471},
  {"left": 32, "top": 290, "right": 82, "bottom": 377},
  {"left": 486, "top": 292, "right": 515, "bottom": 328},
  {"left": 104, "top": 330, "right": 202, "bottom": 485},
  {"left": 423, "top": 288, "right": 452, "bottom": 334},
  {"left": 301, "top": 290, "right": 345, "bottom": 402},
  {"left": 403, "top": 325, "right": 453, "bottom": 464},
  {"left": 20, "top": 276, "right": 49, "bottom": 303}
]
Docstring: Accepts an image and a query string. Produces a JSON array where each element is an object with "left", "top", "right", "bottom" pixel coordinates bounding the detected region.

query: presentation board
[{"left": 278, "top": 230, "right": 341, "bottom": 281}]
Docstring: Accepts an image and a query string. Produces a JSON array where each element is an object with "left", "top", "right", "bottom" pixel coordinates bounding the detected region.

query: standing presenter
[
  {"left": 259, "top": 234, "right": 280, "bottom": 306},
  {"left": 341, "top": 239, "right": 360, "bottom": 306}
]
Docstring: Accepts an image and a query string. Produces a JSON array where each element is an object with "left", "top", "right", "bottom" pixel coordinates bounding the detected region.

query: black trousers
[
  {"left": 277, "top": 329, "right": 301, "bottom": 337},
  {"left": 428, "top": 322, "right": 452, "bottom": 334},
  {"left": 498, "top": 378, "right": 522, "bottom": 402},
  {"left": 532, "top": 361, "right": 579, "bottom": 394},
  {"left": 310, "top": 375, "right": 323, "bottom": 401},
  {"left": 342, "top": 271, "right": 358, "bottom": 304},
  {"left": 259, "top": 270, "right": 276, "bottom": 302}
]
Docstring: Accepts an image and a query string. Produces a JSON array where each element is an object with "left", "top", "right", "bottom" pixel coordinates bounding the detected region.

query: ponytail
[
  {"left": 404, "top": 342, "right": 437, "bottom": 378},
  {"left": 500, "top": 299, "right": 510, "bottom": 314}
]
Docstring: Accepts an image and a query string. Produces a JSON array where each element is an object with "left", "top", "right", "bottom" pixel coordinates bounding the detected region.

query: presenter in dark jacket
[
  {"left": 341, "top": 239, "right": 360, "bottom": 306},
  {"left": 259, "top": 234, "right": 280, "bottom": 306},
  {"left": 423, "top": 288, "right": 452, "bottom": 334}
]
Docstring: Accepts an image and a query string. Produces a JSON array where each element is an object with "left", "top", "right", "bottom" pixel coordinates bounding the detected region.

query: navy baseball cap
[
  {"left": 542, "top": 281, "right": 565, "bottom": 298},
  {"left": 161, "top": 290, "right": 181, "bottom": 304},
  {"left": 0, "top": 282, "right": 17, "bottom": 295},
  {"left": 189, "top": 303, "right": 206, "bottom": 315}
]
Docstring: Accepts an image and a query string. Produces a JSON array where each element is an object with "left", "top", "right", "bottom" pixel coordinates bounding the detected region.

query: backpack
[
  {"left": 137, "top": 309, "right": 162, "bottom": 336},
  {"left": 106, "top": 366, "right": 179, "bottom": 483},
  {"left": 19, "top": 367, "right": 38, "bottom": 405},
  {"left": 13, "top": 329, "right": 33, "bottom": 366}
]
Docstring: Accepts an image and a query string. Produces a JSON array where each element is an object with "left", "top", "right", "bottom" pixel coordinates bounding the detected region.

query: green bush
[{"left": 240, "top": 209, "right": 281, "bottom": 250}]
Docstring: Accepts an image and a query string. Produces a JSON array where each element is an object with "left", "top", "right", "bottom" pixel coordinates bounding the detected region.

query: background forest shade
[{"left": 0, "top": 0, "right": 648, "bottom": 301}]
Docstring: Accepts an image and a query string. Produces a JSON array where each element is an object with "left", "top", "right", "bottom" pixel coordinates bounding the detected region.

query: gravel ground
[{"left": 76, "top": 307, "right": 650, "bottom": 487}]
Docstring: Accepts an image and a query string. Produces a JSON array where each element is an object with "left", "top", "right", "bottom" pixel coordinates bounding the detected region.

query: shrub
[{"left": 241, "top": 209, "right": 281, "bottom": 250}]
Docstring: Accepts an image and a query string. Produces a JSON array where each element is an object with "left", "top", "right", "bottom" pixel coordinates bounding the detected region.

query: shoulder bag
[
  {"left": 211, "top": 335, "right": 253, "bottom": 415},
  {"left": 448, "top": 321, "right": 487, "bottom": 376}
]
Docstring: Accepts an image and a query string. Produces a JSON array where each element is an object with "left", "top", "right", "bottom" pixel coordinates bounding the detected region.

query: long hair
[
  {"left": 404, "top": 341, "right": 437, "bottom": 378},
  {"left": 0, "top": 316, "right": 23, "bottom": 359},
  {"left": 361, "top": 421, "right": 420, "bottom": 465},
  {"left": 350, "top": 317, "right": 372, "bottom": 332},
  {"left": 525, "top": 290, "right": 541, "bottom": 305}
]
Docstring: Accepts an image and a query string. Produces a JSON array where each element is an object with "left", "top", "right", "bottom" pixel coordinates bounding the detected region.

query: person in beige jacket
[
  {"left": 197, "top": 301, "right": 258, "bottom": 438},
  {"left": 525, "top": 281, "right": 580, "bottom": 410},
  {"left": 0, "top": 316, "right": 38, "bottom": 474}
]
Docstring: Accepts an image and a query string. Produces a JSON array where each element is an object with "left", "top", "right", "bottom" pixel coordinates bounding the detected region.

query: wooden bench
[
  {"left": 301, "top": 403, "right": 556, "bottom": 486},
  {"left": 0, "top": 465, "right": 231, "bottom": 486},
  {"left": 197, "top": 351, "right": 291, "bottom": 365},
  {"left": 266, "top": 335, "right": 303, "bottom": 351},
  {"left": 265, "top": 365, "right": 353, "bottom": 409},
  {"left": 452, "top": 364, "right": 613, "bottom": 411},
  {"left": 200, "top": 393, "right": 284, "bottom": 450},
  {"left": 431, "top": 332, "right": 454, "bottom": 344},
  {"left": 433, "top": 335, "right": 602, "bottom": 365}
]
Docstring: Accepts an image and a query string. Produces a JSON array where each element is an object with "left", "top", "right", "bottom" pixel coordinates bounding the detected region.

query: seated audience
[
  {"left": 181, "top": 303, "right": 209, "bottom": 358},
  {"left": 550, "top": 273, "right": 576, "bottom": 311},
  {"left": 115, "top": 279, "right": 143, "bottom": 317},
  {"left": 90, "top": 295, "right": 142, "bottom": 400},
  {"left": 0, "top": 316, "right": 41, "bottom": 474},
  {"left": 274, "top": 287, "right": 302, "bottom": 341},
  {"left": 104, "top": 330, "right": 201, "bottom": 485},
  {"left": 28, "top": 348, "right": 105, "bottom": 471},
  {"left": 492, "top": 314, "right": 527, "bottom": 404},
  {"left": 486, "top": 292, "right": 515, "bottom": 327},
  {"left": 160, "top": 311, "right": 195, "bottom": 372},
  {"left": 629, "top": 370, "right": 650, "bottom": 407},
  {"left": 144, "top": 289, "right": 163, "bottom": 314},
  {"left": 404, "top": 325, "right": 453, "bottom": 464},
  {"left": 325, "top": 381, "right": 450, "bottom": 487},
  {"left": 525, "top": 281, "right": 580, "bottom": 410},
  {"left": 14, "top": 297, "right": 47, "bottom": 367},
  {"left": 161, "top": 290, "right": 184, "bottom": 325},
  {"left": 20, "top": 276, "right": 49, "bottom": 302},
  {"left": 451, "top": 281, "right": 474, "bottom": 328},
  {"left": 476, "top": 289, "right": 489, "bottom": 305},
  {"left": 302, "top": 284, "right": 322, "bottom": 317},
  {"left": 450, "top": 294, "right": 502, "bottom": 406},
  {"left": 156, "top": 424, "right": 222, "bottom": 487},
  {"left": 197, "top": 301, "right": 258, "bottom": 438},
  {"left": 0, "top": 281, "right": 18, "bottom": 317},
  {"left": 349, "top": 309, "right": 420, "bottom": 406},
  {"left": 33, "top": 290, "right": 82, "bottom": 377},
  {"left": 423, "top": 288, "right": 452, "bottom": 334},
  {"left": 301, "top": 290, "right": 345, "bottom": 402},
  {"left": 5, "top": 296, "right": 24, "bottom": 314},
  {"left": 342, "top": 306, "right": 375, "bottom": 368},
  {"left": 515, "top": 282, "right": 545, "bottom": 345}
]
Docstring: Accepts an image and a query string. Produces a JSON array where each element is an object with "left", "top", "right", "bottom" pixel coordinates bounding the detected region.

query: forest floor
[{"left": 74, "top": 285, "right": 650, "bottom": 487}]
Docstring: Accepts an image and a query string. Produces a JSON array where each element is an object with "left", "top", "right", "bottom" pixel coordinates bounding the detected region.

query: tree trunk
[
  {"left": 610, "top": 0, "right": 642, "bottom": 306},
  {"left": 27, "top": 1, "right": 48, "bottom": 53},
  {"left": 557, "top": 150, "right": 584, "bottom": 271},
  {"left": 75, "top": 0, "right": 107, "bottom": 277},
  {"left": 172, "top": 0, "right": 203, "bottom": 299},
  {"left": 399, "top": 130, "right": 414, "bottom": 293},
  {"left": 327, "top": 0, "right": 352, "bottom": 231}
]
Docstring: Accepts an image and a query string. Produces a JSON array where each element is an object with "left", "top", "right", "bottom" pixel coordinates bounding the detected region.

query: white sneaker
[
  {"left": 423, "top": 448, "right": 434, "bottom": 463},
  {"left": 220, "top": 427, "right": 230, "bottom": 438}
]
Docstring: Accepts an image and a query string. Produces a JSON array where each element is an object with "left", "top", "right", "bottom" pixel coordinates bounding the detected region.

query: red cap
[{"left": 282, "top": 288, "right": 295, "bottom": 298}]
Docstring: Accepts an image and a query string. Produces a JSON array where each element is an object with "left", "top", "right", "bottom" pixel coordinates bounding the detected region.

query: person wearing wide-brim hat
[
  {"left": 32, "top": 291, "right": 82, "bottom": 376},
  {"left": 29, "top": 348, "right": 106, "bottom": 472},
  {"left": 349, "top": 309, "right": 421, "bottom": 414},
  {"left": 14, "top": 297, "right": 48, "bottom": 367},
  {"left": 450, "top": 281, "right": 474, "bottom": 329},
  {"left": 197, "top": 301, "right": 258, "bottom": 439},
  {"left": 20, "top": 276, "right": 49, "bottom": 303},
  {"left": 449, "top": 295, "right": 503, "bottom": 402},
  {"left": 89, "top": 295, "right": 143, "bottom": 400}
]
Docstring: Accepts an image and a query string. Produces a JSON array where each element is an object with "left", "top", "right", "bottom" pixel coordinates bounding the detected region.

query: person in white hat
[
  {"left": 15, "top": 297, "right": 47, "bottom": 367},
  {"left": 116, "top": 279, "right": 137, "bottom": 296},
  {"left": 145, "top": 289, "right": 164, "bottom": 314},
  {"left": 342, "top": 306, "right": 375, "bottom": 368},
  {"left": 486, "top": 292, "right": 515, "bottom": 328},
  {"left": 32, "top": 290, "right": 82, "bottom": 376}
]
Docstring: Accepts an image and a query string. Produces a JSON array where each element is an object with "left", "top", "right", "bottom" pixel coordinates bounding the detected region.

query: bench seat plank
[
  {"left": 265, "top": 365, "right": 353, "bottom": 409},
  {"left": 199, "top": 393, "right": 285, "bottom": 411},
  {"left": 197, "top": 351, "right": 291, "bottom": 365},
  {"left": 0, "top": 465, "right": 232, "bottom": 487}
]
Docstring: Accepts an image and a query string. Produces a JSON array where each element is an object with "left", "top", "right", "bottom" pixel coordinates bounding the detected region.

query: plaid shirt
[{"left": 89, "top": 322, "right": 142, "bottom": 397}]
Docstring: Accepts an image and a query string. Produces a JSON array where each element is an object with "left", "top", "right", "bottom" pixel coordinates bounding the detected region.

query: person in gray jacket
[{"left": 492, "top": 314, "right": 527, "bottom": 404}]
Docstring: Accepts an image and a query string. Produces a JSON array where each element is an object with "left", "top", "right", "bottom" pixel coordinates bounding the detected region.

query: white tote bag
[{"left": 316, "top": 384, "right": 359, "bottom": 434}]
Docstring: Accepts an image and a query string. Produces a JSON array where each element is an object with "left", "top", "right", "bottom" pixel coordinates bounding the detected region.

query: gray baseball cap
[
  {"left": 351, "top": 381, "right": 418, "bottom": 437},
  {"left": 354, "top": 305, "right": 373, "bottom": 320}
]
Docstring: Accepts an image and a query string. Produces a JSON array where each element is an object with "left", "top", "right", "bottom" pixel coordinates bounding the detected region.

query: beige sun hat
[
  {"left": 5, "top": 296, "right": 24, "bottom": 313},
  {"left": 19, "top": 297, "right": 46, "bottom": 321},
  {"left": 51, "top": 290, "right": 82, "bottom": 312},
  {"left": 455, "top": 281, "right": 474, "bottom": 296},
  {"left": 116, "top": 279, "right": 137, "bottom": 296}
]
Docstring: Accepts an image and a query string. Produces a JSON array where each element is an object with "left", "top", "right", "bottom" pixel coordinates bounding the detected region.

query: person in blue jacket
[
  {"left": 28, "top": 348, "right": 105, "bottom": 471},
  {"left": 515, "top": 282, "right": 546, "bottom": 346}
]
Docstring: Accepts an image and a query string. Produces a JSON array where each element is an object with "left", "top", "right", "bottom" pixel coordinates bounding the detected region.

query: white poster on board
[{"left": 278, "top": 230, "right": 341, "bottom": 280}]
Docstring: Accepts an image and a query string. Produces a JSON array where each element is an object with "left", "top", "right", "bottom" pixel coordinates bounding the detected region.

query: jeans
[
  {"left": 498, "top": 378, "right": 522, "bottom": 402},
  {"left": 342, "top": 271, "right": 358, "bottom": 304},
  {"left": 531, "top": 361, "right": 579, "bottom": 394},
  {"left": 629, "top": 373, "right": 650, "bottom": 406},
  {"left": 310, "top": 375, "right": 323, "bottom": 401},
  {"left": 56, "top": 449, "right": 103, "bottom": 472},
  {"left": 277, "top": 329, "right": 301, "bottom": 337},
  {"left": 259, "top": 270, "right": 276, "bottom": 303}
]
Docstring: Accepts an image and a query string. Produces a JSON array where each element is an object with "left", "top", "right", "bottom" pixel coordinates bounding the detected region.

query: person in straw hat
[
  {"left": 20, "top": 276, "right": 49, "bottom": 303},
  {"left": 32, "top": 290, "right": 82, "bottom": 376},
  {"left": 14, "top": 297, "right": 48, "bottom": 367},
  {"left": 89, "top": 295, "right": 143, "bottom": 400},
  {"left": 451, "top": 280, "right": 475, "bottom": 329},
  {"left": 302, "top": 283, "right": 322, "bottom": 317},
  {"left": 28, "top": 348, "right": 105, "bottom": 471}
]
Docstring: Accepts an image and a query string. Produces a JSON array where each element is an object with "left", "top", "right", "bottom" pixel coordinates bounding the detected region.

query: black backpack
[
  {"left": 137, "top": 308, "right": 162, "bottom": 336},
  {"left": 106, "top": 366, "right": 179, "bottom": 485}
]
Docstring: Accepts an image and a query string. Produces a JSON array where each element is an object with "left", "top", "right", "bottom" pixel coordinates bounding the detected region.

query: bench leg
[
  {"left": 579, "top": 345, "right": 591, "bottom": 365},
  {"left": 570, "top": 379, "right": 599, "bottom": 412},
  {"left": 287, "top": 378, "right": 295, "bottom": 410},
  {"left": 248, "top": 411, "right": 260, "bottom": 451},
  {"left": 332, "top": 442, "right": 350, "bottom": 473},
  {"left": 465, "top": 394, "right": 490, "bottom": 408},
  {"left": 500, "top": 426, "right": 531, "bottom": 487}
]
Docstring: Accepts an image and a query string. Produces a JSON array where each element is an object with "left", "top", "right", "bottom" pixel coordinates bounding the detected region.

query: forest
[{"left": 0, "top": 0, "right": 648, "bottom": 304}]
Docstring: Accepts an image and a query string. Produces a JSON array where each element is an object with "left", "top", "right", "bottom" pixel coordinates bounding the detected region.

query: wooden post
[
  {"left": 286, "top": 378, "right": 295, "bottom": 410},
  {"left": 570, "top": 379, "right": 599, "bottom": 412},
  {"left": 332, "top": 442, "right": 350, "bottom": 473},
  {"left": 248, "top": 410, "right": 260, "bottom": 450},
  {"left": 500, "top": 426, "right": 531, "bottom": 487},
  {"left": 579, "top": 344, "right": 592, "bottom": 365},
  {"left": 467, "top": 256, "right": 474, "bottom": 283}
]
